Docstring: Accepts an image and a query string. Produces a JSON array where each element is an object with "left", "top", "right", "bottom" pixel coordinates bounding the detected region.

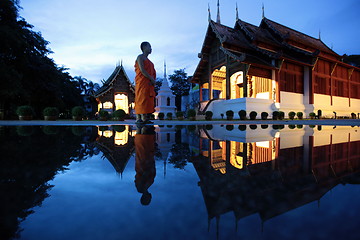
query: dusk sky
[{"left": 20, "top": 0, "right": 360, "bottom": 84}]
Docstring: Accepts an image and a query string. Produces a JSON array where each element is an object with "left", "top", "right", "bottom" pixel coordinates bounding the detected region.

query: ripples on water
[{"left": 1, "top": 124, "right": 360, "bottom": 240}]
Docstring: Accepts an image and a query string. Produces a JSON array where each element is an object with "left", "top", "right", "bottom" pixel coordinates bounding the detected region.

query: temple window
[
  {"left": 103, "top": 101, "right": 113, "bottom": 109},
  {"left": 230, "top": 71, "right": 244, "bottom": 99},
  {"left": 211, "top": 66, "right": 226, "bottom": 99},
  {"left": 115, "top": 93, "right": 129, "bottom": 113}
]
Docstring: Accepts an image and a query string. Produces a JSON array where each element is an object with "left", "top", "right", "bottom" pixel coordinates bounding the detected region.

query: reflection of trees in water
[
  {"left": 168, "top": 143, "right": 191, "bottom": 169},
  {"left": 0, "top": 126, "right": 98, "bottom": 240}
]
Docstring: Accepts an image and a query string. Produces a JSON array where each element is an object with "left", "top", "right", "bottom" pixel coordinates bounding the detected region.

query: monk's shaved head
[{"left": 140, "top": 41, "right": 150, "bottom": 51}]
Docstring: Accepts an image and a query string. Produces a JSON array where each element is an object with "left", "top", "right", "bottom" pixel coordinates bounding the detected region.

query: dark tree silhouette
[
  {"left": 0, "top": 0, "right": 84, "bottom": 118},
  {"left": 168, "top": 69, "right": 191, "bottom": 111}
]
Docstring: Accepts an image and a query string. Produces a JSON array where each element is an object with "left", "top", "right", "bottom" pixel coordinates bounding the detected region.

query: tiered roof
[
  {"left": 192, "top": 17, "right": 343, "bottom": 83},
  {"left": 94, "top": 64, "right": 134, "bottom": 98}
]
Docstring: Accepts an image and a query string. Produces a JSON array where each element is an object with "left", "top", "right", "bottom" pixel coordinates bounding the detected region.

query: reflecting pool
[{"left": 1, "top": 124, "right": 360, "bottom": 240}]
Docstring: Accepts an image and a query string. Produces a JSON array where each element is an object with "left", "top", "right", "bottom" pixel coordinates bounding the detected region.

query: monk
[
  {"left": 134, "top": 125, "right": 156, "bottom": 205},
  {"left": 134, "top": 41, "right": 156, "bottom": 124}
]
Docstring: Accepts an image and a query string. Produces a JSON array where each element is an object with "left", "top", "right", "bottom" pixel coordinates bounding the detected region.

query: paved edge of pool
[{"left": 1, "top": 119, "right": 360, "bottom": 126}]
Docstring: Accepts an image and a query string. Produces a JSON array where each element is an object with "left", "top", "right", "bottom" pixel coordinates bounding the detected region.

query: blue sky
[{"left": 20, "top": 0, "right": 360, "bottom": 84}]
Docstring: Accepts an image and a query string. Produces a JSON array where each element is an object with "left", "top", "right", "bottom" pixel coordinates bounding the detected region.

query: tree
[
  {"left": 168, "top": 69, "right": 191, "bottom": 110},
  {"left": 0, "top": 0, "right": 84, "bottom": 118},
  {"left": 154, "top": 77, "right": 163, "bottom": 95}
]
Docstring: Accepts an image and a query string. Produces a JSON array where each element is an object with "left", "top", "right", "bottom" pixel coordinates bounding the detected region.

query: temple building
[
  {"left": 94, "top": 63, "right": 135, "bottom": 115},
  {"left": 192, "top": 5, "right": 360, "bottom": 119}
]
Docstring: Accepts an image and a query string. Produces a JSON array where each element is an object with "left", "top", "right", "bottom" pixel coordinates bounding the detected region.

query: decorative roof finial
[
  {"left": 319, "top": 29, "right": 321, "bottom": 40},
  {"left": 208, "top": 3, "right": 211, "bottom": 22},
  {"left": 262, "top": 3, "right": 265, "bottom": 19},
  {"left": 216, "top": 0, "right": 221, "bottom": 23},
  {"left": 120, "top": 59, "right": 123, "bottom": 67},
  {"left": 164, "top": 60, "right": 167, "bottom": 79},
  {"left": 236, "top": 3, "right": 239, "bottom": 21}
]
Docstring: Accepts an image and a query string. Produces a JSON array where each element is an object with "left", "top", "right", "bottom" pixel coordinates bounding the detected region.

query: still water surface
[{"left": 1, "top": 124, "right": 360, "bottom": 240}]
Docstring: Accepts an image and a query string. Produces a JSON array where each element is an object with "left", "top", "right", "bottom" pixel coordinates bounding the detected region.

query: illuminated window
[
  {"left": 230, "top": 71, "right": 244, "bottom": 99},
  {"left": 103, "top": 101, "right": 113, "bottom": 109},
  {"left": 115, "top": 94, "right": 129, "bottom": 113},
  {"left": 211, "top": 66, "right": 226, "bottom": 99}
]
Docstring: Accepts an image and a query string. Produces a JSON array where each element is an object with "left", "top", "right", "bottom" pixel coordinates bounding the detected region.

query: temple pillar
[
  {"left": 243, "top": 64, "right": 248, "bottom": 97},
  {"left": 226, "top": 57, "right": 231, "bottom": 99}
]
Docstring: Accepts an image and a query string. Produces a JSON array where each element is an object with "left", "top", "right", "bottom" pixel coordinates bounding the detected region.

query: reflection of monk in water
[{"left": 135, "top": 125, "right": 156, "bottom": 205}]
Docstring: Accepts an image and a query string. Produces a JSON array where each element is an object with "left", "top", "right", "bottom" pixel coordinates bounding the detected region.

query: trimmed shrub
[
  {"left": 249, "top": 111, "right": 257, "bottom": 120},
  {"left": 158, "top": 112, "right": 165, "bottom": 120},
  {"left": 288, "top": 111, "right": 296, "bottom": 120},
  {"left": 261, "top": 124, "right": 268, "bottom": 129},
  {"left": 166, "top": 112, "right": 173, "bottom": 120},
  {"left": 99, "top": 110, "right": 109, "bottom": 119},
  {"left": 176, "top": 111, "right": 184, "bottom": 119},
  {"left": 72, "top": 106, "right": 85, "bottom": 117},
  {"left": 309, "top": 112, "right": 316, "bottom": 119},
  {"left": 288, "top": 124, "right": 296, "bottom": 129},
  {"left": 187, "top": 109, "right": 196, "bottom": 118},
  {"left": 278, "top": 111, "right": 285, "bottom": 120},
  {"left": 261, "top": 112, "right": 268, "bottom": 120},
  {"left": 296, "top": 112, "right": 303, "bottom": 119},
  {"left": 16, "top": 105, "right": 34, "bottom": 116},
  {"left": 226, "top": 110, "right": 234, "bottom": 120},
  {"left": 205, "top": 111, "right": 213, "bottom": 120},
  {"left": 272, "top": 111, "right": 279, "bottom": 120},
  {"left": 43, "top": 107, "right": 59, "bottom": 117},
  {"left": 297, "top": 124, "right": 303, "bottom": 129},
  {"left": 112, "top": 109, "right": 126, "bottom": 120},
  {"left": 238, "top": 110, "right": 246, "bottom": 120}
]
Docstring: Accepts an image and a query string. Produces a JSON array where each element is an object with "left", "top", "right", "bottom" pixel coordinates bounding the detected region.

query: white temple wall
[{"left": 313, "top": 94, "right": 360, "bottom": 118}]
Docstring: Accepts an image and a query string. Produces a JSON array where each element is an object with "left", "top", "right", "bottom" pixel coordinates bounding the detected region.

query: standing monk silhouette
[{"left": 134, "top": 42, "right": 156, "bottom": 124}]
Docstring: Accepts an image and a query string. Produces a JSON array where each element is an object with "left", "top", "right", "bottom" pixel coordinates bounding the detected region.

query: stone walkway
[{"left": 0, "top": 119, "right": 359, "bottom": 126}]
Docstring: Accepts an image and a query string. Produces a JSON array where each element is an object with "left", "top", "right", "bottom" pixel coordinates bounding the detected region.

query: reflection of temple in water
[
  {"left": 192, "top": 125, "right": 360, "bottom": 226},
  {"left": 95, "top": 126, "right": 135, "bottom": 175},
  {"left": 95, "top": 125, "right": 177, "bottom": 176}
]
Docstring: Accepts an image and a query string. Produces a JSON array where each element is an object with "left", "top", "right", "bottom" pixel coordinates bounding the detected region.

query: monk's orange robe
[
  {"left": 134, "top": 133, "right": 156, "bottom": 194},
  {"left": 134, "top": 58, "right": 156, "bottom": 114}
]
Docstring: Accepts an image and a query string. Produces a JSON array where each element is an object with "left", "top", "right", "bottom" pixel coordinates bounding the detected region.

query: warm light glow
[
  {"left": 211, "top": 66, "right": 226, "bottom": 99},
  {"left": 256, "top": 141, "right": 270, "bottom": 148},
  {"left": 230, "top": 141, "right": 244, "bottom": 169},
  {"left": 230, "top": 155, "right": 244, "bottom": 169},
  {"left": 230, "top": 71, "right": 244, "bottom": 99},
  {"left": 97, "top": 103, "right": 102, "bottom": 111},
  {"left": 103, "top": 130, "right": 113, "bottom": 138},
  {"left": 103, "top": 101, "right": 113, "bottom": 109},
  {"left": 211, "top": 141, "right": 226, "bottom": 174},
  {"left": 115, "top": 93, "right": 129, "bottom": 113},
  {"left": 115, "top": 126, "right": 129, "bottom": 145}
]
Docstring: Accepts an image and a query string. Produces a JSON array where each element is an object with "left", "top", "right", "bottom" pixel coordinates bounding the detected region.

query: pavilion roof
[
  {"left": 94, "top": 64, "right": 135, "bottom": 98},
  {"left": 192, "top": 17, "right": 347, "bottom": 83}
]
